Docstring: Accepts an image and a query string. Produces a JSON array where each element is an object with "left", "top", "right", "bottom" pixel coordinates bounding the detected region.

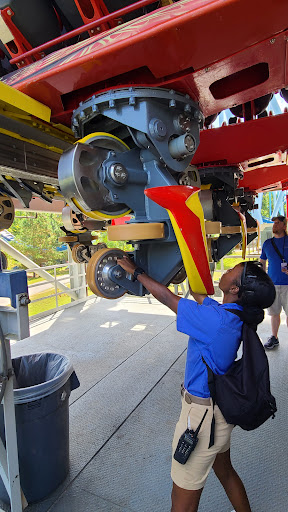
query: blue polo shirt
[
  {"left": 260, "top": 236, "right": 288, "bottom": 285},
  {"left": 177, "top": 297, "right": 243, "bottom": 398}
]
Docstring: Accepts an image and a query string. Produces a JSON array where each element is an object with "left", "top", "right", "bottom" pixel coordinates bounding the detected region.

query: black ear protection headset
[{"left": 238, "top": 261, "right": 261, "bottom": 300}]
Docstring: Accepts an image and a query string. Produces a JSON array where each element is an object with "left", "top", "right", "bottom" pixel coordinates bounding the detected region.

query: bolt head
[
  {"left": 109, "top": 163, "right": 128, "bottom": 185},
  {"left": 149, "top": 118, "right": 167, "bottom": 139},
  {"left": 113, "top": 269, "right": 123, "bottom": 279}
]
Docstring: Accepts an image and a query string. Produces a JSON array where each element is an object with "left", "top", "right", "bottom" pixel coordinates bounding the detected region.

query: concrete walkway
[{"left": 5, "top": 294, "right": 288, "bottom": 512}]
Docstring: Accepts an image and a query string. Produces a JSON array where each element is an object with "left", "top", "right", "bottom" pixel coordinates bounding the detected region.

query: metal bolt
[
  {"left": 177, "top": 113, "right": 191, "bottom": 132},
  {"left": 149, "top": 118, "right": 167, "bottom": 139},
  {"left": 205, "top": 67, "right": 210, "bottom": 72},
  {"left": 184, "top": 134, "right": 195, "bottom": 152},
  {"left": 109, "top": 163, "right": 128, "bottom": 185},
  {"left": 113, "top": 269, "right": 123, "bottom": 279},
  {"left": 19, "top": 294, "right": 30, "bottom": 306},
  {"left": 7, "top": 9, "right": 12, "bottom": 15},
  {"left": 270, "top": 38, "right": 276, "bottom": 44}
]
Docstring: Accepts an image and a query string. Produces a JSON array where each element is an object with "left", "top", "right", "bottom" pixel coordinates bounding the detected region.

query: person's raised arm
[
  {"left": 117, "top": 255, "right": 181, "bottom": 314},
  {"left": 189, "top": 291, "right": 207, "bottom": 304}
]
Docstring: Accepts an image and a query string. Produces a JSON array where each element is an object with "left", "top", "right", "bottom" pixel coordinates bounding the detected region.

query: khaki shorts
[
  {"left": 267, "top": 285, "right": 288, "bottom": 316},
  {"left": 171, "top": 397, "right": 233, "bottom": 490}
]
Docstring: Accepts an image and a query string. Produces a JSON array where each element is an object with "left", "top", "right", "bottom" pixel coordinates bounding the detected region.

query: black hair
[{"left": 236, "top": 261, "right": 276, "bottom": 327}]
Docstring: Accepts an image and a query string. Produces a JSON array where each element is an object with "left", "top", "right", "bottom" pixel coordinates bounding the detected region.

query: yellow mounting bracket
[{"left": 0, "top": 81, "right": 51, "bottom": 122}]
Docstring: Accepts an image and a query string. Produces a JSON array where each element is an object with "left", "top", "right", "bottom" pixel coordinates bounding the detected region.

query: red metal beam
[
  {"left": 193, "top": 113, "right": 288, "bottom": 166},
  {"left": 10, "top": 0, "right": 158, "bottom": 65},
  {"left": 240, "top": 164, "right": 288, "bottom": 192},
  {"left": 4, "top": 0, "right": 288, "bottom": 123}
]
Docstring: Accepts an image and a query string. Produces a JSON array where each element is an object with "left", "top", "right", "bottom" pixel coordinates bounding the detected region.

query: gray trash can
[{"left": 0, "top": 352, "right": 80, "bottom": 504}]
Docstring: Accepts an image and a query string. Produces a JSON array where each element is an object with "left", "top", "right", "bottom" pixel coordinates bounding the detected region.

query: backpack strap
[
  {"left": 202, "top": 308, "right": 243, "bottom": 448},
  {"left": 271, "top": 237, "right": 287, "bottom": 263},
  {"left": 225, "top": 308, "right": 244, "bottom": 320},
  {"left": 202, "top": 356, "right": 216, "bottom": 448}
]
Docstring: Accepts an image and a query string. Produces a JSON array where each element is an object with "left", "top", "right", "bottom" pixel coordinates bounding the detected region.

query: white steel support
[
  {"left": 271, "top": 191, "right": 285, "bottom": 218},
  {"left": 0, "top": 238, "right": 78, "bottom": 300},
  {"left": 0, "top": 294, "right": 30, "bottom": 511},
  {"left": 67, "top": 246, "right": 87, "bottom": 301}
]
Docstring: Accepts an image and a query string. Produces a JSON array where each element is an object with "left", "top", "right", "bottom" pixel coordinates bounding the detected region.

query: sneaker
[{"left": 264, "top": 336, "right": 279, "bottom": 350}]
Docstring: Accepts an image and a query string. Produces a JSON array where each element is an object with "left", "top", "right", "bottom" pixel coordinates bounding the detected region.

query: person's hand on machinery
[
  {"left": 117, "top": 254, "right": 138, "bottom": 275},
  {"left": 117, "top": 254, "right": 180, "bottom": 313}
]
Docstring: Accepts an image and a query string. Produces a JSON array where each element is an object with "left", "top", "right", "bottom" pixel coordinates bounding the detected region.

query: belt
[{"left": 181, "top": 385, "right": 211, "bottom": 406}]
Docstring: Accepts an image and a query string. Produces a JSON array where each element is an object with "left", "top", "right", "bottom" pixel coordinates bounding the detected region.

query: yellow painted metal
[
  {"left": 0, "top": 82, "right": 75, "bottom": 154},
  {"left": 0, "top": 126, "right": 64, "bottom": 154},
  {"left": 72, "top": 198, "right": 131, "bottom": 220},
  {"left": 0, "top": 81, "right": 51, "bottom": 122},
  {"left": 79, "top": 132, "right": 130, "bottom": 150}
]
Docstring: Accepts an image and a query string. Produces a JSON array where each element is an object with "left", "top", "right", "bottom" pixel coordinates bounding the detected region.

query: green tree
[
  {"left": 9, "top": 212, "right": 67, "bottom": 266},
  {"left": 261, "top": 193, "right": 273, "bottom": 220},
  {"left": 260, "top": 192, "right": 286, "bottom": 220}
]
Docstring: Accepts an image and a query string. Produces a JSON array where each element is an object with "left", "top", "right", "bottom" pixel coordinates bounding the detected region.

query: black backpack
[{"left": 202, "top": 311, "right": 277, "bottom": 446}]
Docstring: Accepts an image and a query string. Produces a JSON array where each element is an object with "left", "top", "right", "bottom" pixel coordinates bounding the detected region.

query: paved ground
[{"left": 3, "top": 294, "right": 288, "bottom": 511}]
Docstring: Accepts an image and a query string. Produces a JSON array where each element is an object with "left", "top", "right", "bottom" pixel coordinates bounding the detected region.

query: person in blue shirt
[
  {"left": 117, "top": 256, "right": 275, "bottom": 512},
  {"left": 260, "top": 215, "right": 288, "bottom": 349}
]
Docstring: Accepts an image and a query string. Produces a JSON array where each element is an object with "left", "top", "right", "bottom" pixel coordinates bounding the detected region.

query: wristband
[{"left": 133, "top": 267, "right": 145, "bottom": 280}]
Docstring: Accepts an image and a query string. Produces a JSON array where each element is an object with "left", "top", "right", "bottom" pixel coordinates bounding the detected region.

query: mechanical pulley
[
  {"left": 0, "top": 195, "right": 15, "bottom": 231},
  {"left": 58, "top": 132, "right": 131, "bottom": 220},
  {"left": 86, "top": 248, "right": 127, "bottom": 299}
]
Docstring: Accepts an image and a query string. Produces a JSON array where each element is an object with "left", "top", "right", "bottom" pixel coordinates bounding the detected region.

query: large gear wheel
[
  {"left": 62, "top": 205, "right": 87, "bottom": 233},
  {"left": 0, "top": 195, "right": 15, "bottom": 231},
  {"left": 0, "top": 251, "right": 8, "bottom": 270},
  {"left": 86, "top": 248, "right": 127, "bottom": 299},
  {"left": 59, "top": 132, "right": 132, "bottom": 221},
  {"left": 71, "top": 243, "right": 87, "bottom": 263},
  {"left": 170, "top": 266, "right": 187, "bottom": 285}
]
